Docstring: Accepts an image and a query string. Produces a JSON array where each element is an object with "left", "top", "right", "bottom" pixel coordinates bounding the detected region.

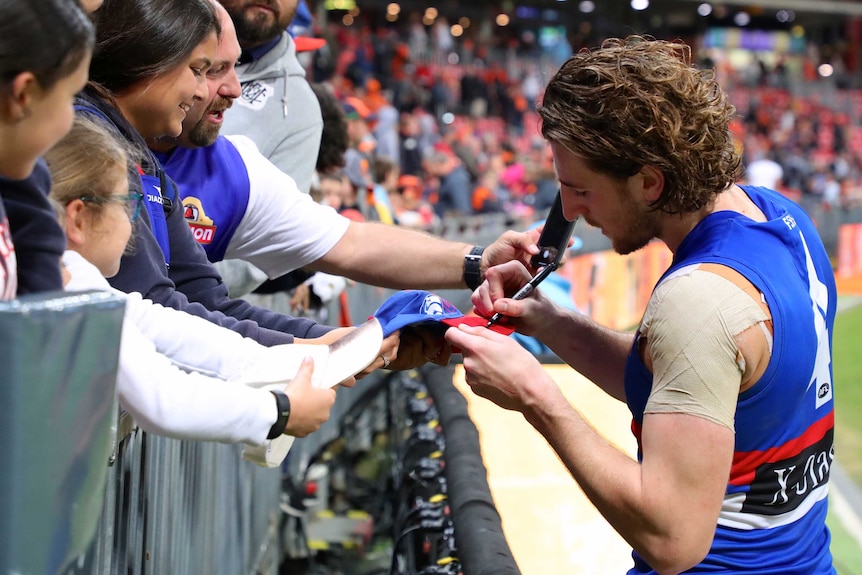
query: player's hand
[
  {"left": 471, "top": 261, "right": 554, "bottom": 336},
  {"left": 445, "top": 324, "right": 549, "bottom": 412},
  {"left": 282, "top": 357, "right": 337, "bottom": 437}
]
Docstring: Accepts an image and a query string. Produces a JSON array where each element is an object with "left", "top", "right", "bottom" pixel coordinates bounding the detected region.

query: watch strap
[
  {"left": 463, "top": 245, "right": 485, "bottom": 291},
  {"left": 267, "top": 390, "right": 291, "bottom": 440}
]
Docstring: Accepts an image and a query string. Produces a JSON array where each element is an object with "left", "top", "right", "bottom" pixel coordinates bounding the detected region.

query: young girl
[
  {"left": 0, "top": 0, "right": 93, "bottom": 296},
  {"left": 46, "top": 116, "right": 337, "bottom": 444}
]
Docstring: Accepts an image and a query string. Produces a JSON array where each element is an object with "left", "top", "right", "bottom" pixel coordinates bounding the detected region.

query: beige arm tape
[{"left": 640, "top": 266, "right": 770, "bottom": 432}]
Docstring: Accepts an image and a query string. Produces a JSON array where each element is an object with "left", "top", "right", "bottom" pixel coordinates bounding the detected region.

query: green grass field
[
  {"left": 835, "top": 304, "right": 862, "bottom": 485},
  {"left": 830, "top": 302, "right": 862, "bottom": 574},
  {"left": 831, "top": 514, "right": 862, "bottom": 575}
]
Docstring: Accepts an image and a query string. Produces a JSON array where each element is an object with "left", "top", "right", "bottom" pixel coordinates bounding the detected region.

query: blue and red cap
[{"left": 372, "top": 290, "right": 515, "bottom": 339}]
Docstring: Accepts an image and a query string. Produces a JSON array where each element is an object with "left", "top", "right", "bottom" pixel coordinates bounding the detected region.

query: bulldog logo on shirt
[{"left": 182, "top": 197, "right": 216, "bottom": 244}]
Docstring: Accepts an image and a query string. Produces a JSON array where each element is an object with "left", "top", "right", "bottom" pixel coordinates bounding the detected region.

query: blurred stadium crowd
[{"left": 295, "top": 1, "right": 862, "bottom": 233}]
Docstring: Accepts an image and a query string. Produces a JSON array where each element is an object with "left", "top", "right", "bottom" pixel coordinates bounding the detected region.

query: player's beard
[
  {"left": 227, "top": 0, "right": 296, "bottom": 47},
  {"left": 186, "top": 96, "right": 233, "bottom": 148},
  {"left": 603, "top": 180, "right": 662, "bottom": 256},
  {"left": 609, "top": 201, "right": 661, "bottom": 255}
]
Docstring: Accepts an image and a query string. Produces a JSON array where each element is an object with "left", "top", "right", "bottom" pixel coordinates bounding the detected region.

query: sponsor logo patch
[{"left": 182, "top": 197, "right": 216, "bottom": 245}]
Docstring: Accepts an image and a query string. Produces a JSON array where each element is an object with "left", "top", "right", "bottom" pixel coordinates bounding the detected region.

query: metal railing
[{"left": 65, "top": 431, "right": 282, "bottom": 575}]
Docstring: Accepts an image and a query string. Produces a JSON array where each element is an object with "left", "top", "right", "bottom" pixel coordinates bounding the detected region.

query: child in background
[
  {"left": 336, "top": 171, "right": 367, "bottom": 222},
  {"left": 313, "top": 172, "right": 346, "bottom": 211},
  {"left": 391, "top": 174, "right": 439, "bottom": 229},
  {"left": 46, "top": 116, "right": 337, "bottom": 445},
  {"left": 369, "top": 155, "right": 397, "bottom": 225}
]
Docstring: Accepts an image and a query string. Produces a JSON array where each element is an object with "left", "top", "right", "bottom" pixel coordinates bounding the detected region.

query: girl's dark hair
[
  {"left": 89, "top": 0, "right": 220, "bottom": 93},
  {"left": 0, "top": 0, "right": 94, "bottom": 90}
]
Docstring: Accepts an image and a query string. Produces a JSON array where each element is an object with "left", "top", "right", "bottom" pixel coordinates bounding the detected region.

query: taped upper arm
[{"left": 640, "top": 266, "right": 770, "bottom": 431}]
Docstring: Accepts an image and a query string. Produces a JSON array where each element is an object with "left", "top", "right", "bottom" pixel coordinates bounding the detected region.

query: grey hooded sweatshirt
[{"left": 223, "top": 33, "right": 322, "bottom": 194}]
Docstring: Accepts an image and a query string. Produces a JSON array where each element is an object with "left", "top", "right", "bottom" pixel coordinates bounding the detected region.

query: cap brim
[
  {"left": 294, "top": 36, "right": 326, "bottom": 53},
  {"left": 440, "top": 315, "right": 516, "bottom": 355},
  {"left": 441, "top": 315, "right": 516, "bottom": 336}
]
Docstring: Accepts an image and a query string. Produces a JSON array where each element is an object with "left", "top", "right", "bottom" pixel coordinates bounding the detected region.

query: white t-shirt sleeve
[{"left": 224, "top": 134, "right": 349, "bottom": 278}]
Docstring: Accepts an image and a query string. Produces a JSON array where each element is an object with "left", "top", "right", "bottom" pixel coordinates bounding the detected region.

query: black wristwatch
[
  {"left": 463, "top": 245, "right": 485, "bottom": 291},
  {"left": 267, "top": 390, "right": 291, "bottom": 440}
]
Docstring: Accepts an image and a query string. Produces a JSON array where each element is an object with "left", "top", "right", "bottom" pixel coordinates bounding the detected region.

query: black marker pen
[{"left": 485, "top": 262, "right": 558, "bottom": 328}]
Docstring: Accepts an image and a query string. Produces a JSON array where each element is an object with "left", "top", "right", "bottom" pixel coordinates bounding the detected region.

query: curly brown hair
[{"left": 538, "top": 36, "right": 743, "bottom": 215}]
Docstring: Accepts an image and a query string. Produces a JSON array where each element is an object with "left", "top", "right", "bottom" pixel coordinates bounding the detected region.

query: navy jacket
[{"left": 0, "top": 159, "right": 65, "bottom": 295}]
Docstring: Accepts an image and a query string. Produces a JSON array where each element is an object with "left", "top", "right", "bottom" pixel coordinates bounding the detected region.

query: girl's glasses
[{"left": 79, "top": 192, "right": 145, "bottom": 223}]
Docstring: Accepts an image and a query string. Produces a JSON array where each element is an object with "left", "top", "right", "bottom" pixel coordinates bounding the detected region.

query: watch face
[{"left": 277, "top": 392, "right": 291, "bottom": 418}]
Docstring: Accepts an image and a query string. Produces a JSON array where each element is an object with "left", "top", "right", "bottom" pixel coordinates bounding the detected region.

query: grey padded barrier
[{"left": 0, "top": 290, "right": 125, "bottom": 575}]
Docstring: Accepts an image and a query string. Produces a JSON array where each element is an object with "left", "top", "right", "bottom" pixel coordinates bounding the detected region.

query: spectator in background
[
  {"left": 0, "top": 0, "right": 93, "bottom": 296},
  {"left": 398, "top": 111, "right": 425, "bottom": 176},
  {"left": 523, "top": 139, "right": 560, "bottom": 211},
  {"left": 745, "top": 150, "right": 784, "bottom": 190},
  {"left": 498, "top": 142, "right": 529, "bottom": 202},
  {"left": 370, "top": 155, "right": 398, "bottom": 225},
  {"left": 371, "top": 102, "right": 401, "bottom": 170},
  {"left": 460, "top": 63, "right": 489, "bottom": 118},
  {"left": 336, "top": 169, "right": 366, "bottom": 222},
  {"left": 821, "top": 170, "right": 842, "bottom": 210},
  {"left": 388, "top": 174, "right": 437, "bottom": 229},
  {"left": 442, "top": 122, "right": 482, "bottom": 185},
  {"left": 340, "top": 97, "right": 378, "bottom": 220},
  {"left": 471, "top": 176, "right": 504, "bottom": 215},
  {"left": 343, "top": 96, "right": 378, "bottom": 214},
  {"left": 312, "top": 172, "right": 346, "bottom": 211},
  {"left": 422, "top": 146, "right": 474, "bottom": 217},
  {"left": 220, "top": 0, "right": 322, "bottom": 194},
  {"left": 780, "top": 145, "right": 812, "bottom": 194},
  {"left": 311, "top": 82, "right": 349, "bottom": 175}
]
